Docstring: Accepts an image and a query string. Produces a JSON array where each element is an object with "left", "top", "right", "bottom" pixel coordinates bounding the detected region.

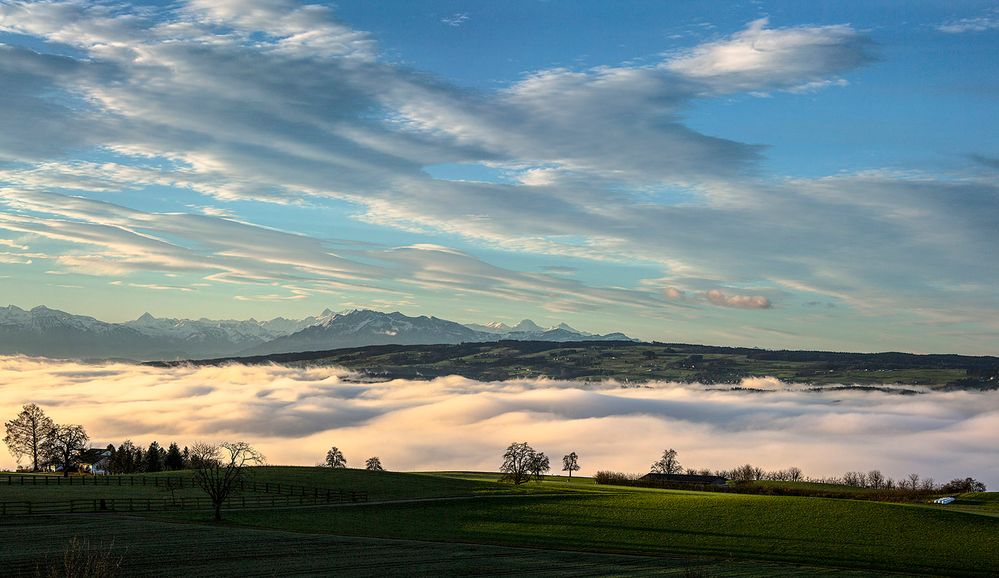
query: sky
[
  {"left": 0, "top": 0, "right": 997, "bottom": 354},
  {"left": 3, "top": 356, "right": 996, "bottom": 487}
]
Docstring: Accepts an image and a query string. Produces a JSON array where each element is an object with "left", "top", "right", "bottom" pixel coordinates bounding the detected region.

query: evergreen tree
[
  {"left": 145, "top": 442, "right": 162, "bottom": 472},
  {"left": 114, "top": 440, "right": 137, "bottom": 474},
  {"left": 164, "top": 442, "right": 185, "bottom": 470}
]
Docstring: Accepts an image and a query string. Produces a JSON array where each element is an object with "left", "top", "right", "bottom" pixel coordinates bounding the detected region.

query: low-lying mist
[{"left": 1, "top": 356, "right": 995, "bottom": 487}]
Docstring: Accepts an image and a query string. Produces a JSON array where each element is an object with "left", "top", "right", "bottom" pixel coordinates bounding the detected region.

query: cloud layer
[
  {"left": 0, "top": 1, "right": 995, "bottom": 352},
  {"left": 1, "top": 356, "right": 995, "bottom": 488}
]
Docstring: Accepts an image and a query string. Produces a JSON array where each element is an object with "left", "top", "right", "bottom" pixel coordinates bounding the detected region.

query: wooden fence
[
  {"left": 0, "top": 490, "right": 368, "bottom": 516},
  {"left": 3, "top": 474, "right": 352, "bottom": 499}
]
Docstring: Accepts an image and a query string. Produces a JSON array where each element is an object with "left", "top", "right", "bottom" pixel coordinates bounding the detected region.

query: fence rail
[
  {"left": 0, "top": 490, "right": 368, "bottom": 516},
  {"left": 2, "top": 474, "right": 354, "bottom": 500}
]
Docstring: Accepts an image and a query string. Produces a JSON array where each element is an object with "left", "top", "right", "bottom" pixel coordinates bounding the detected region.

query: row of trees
[
  {"left": 3, "top": 404, "right": 267, "bottom": 522},
  {"left": 497, "top": 443, "right": 580, "bottom": 485},
  {"left": 323, "top": 446, "right": 384, "bottom": 471},
  {"left": 647, "top": 448, "right": 986, "bottom": 493},
  {"left": 105, "top": 440, "right": 188, "bottom": 474},
  {"left": 3, "top": 404, "right": 202, "bottom": 475},
  {"left": 3, "top": 404, "right": 90, "bottom": 476}
]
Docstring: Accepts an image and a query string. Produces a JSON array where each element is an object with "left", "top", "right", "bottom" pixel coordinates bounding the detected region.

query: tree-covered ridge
[{"left": 170, "top": 340, "right": 999, "bottom": 390}]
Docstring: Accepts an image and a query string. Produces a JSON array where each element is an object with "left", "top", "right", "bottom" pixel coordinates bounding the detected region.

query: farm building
[
  {"left": 640, "top": 473, "right": 728, "bottom": 486},
  {"left": 77, "top": 448, "right": 113, "bottom": 475}
]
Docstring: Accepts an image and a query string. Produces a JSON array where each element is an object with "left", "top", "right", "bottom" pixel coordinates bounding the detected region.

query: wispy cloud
[
  {"left": 0, "top": 356, "right": 995, "bottom": 487},
  {"left": 0, "top": 1, "right": 994, "bottom": 351},
  {"left": 441, "top": 13, "right": 469, "bottom": 27},
  {"left": 937, "top": 16, "right": 999, "bottom": 34}
]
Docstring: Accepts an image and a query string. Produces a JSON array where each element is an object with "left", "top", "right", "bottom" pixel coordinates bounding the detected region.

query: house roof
[{"left": 77, "top": 448, "right": 112, "bottom": 464}]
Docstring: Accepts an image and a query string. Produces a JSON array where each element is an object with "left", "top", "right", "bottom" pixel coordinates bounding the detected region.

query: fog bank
[{"left": 1, "top": 356, "right": 995, "bottom": 487}]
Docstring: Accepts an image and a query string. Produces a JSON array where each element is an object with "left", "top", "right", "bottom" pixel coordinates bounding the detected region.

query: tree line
[
  {"left": 2, "top": 403, "right": 201, "bottom": 475},
  {"left": 590, "top": 448, "right": 986, "bottom": 496}
]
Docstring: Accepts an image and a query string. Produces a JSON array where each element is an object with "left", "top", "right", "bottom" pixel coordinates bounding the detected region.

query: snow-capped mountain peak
[{"left": 510, "top": 319, "right": 544, "bottom": 332}]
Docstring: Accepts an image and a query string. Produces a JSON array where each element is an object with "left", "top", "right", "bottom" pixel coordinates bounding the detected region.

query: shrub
[
  {"left": 35, "top": 536, "right": 124, "bottom": 578},
  {"left": 593, "top": 471, "right": 638, "bottom": 485}
]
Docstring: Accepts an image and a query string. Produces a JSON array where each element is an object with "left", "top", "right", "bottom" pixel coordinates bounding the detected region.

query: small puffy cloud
[
  {"left": 665, "top": 18, "right": 874, "bottom": 93},
  {"left": 664, "top": 287, "right": 686, "bottom": 300},
  {"left": 705, "top": 289, "right": 772, "bottom": 309}
]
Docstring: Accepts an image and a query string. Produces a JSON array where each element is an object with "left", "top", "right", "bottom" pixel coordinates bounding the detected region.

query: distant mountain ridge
[{"left": 0, "top": 305, "right": 635, "bottom": 360}]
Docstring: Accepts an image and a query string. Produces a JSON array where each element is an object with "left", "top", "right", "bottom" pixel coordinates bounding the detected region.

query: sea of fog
[{"left": 1, "top": 355, "right": 996, "bottom": 488}]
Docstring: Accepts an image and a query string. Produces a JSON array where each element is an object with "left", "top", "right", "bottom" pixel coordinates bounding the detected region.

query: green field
[
  {"left": 2, "top": 468, "right": 997, "bottom": 576},
  {"left": 0, "top": 514, "right": 895, "bottom": 577}
]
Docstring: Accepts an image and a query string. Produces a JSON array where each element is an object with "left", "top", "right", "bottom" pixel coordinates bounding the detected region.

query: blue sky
[{"left": 0, "top": 0, "right": 996, "bottom": 354}]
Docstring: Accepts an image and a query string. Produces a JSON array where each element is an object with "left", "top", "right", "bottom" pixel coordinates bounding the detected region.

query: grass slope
[
  {"left": 148, "top": 469, "right": 999, "bottom": 576},
  {"left": 5, "top": 514, "right": 816, "bottom": 577},
  {"left": 4, "top": 468, "right": 996, "bottom": 575}
]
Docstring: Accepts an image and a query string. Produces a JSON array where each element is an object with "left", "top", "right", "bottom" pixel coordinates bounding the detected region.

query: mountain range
[{"left": 0, "top": 305, "right": 634, "bottom": 360}]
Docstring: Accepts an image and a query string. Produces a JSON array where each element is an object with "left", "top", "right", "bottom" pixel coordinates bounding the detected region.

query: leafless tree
[
  {"left": 3, "top": 403, "right": 54, "bottom": 471},
  {"left": 731, "top": 464, "right": 757, "bottom": 482},
  {"left": 562, "top": 452, "right": 580, "bottom": 479},
  {"left": 651, "top": 449, "right": 682, "bottom": 474},
  {"left": 867, "top": 470, "right": 886, "bottom": 489},
  {"left": 843, "top": 471, "right": 866, "bottom": 488},
  {"left": 42, "top": 424, "right": 89, "bottom": 477},
  {"left": 325, "top": 446, "right": 347, "bottom": 468},
  {"left": 906, "top": 473, "right": 921, "bottom": 491},
  {"left": 365, "top": 456, "right": 384, "bottom": 471},
  {"left": 192, "top": 442, "right": 264, "bottom": 521},
  {"left": 500, "top": 442, "right": 536, "bottom": 485},
  {"left": 529, "top": 452, "right": 550, "bottom": 482}
]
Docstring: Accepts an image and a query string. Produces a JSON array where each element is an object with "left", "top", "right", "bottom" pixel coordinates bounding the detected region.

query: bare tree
[
  {"left": 529, "top": 452, "right": 550, "bottom": 482},
  {"left": 365, "top": 456, "right": 384, "bottom": 471},
  {"left": 42, "top": 424, "right": 89, "bottom": 477},
  {"left": 500, "top": 442, "right": 536, "bottom": 485},
  {"left": 867, "top": 470, "right": 885, "bottom": 489},
  {"left": 906, "top": 473, "right": 921, "bottom": 491},
  {"left": 4, "top": 403, "right": 54, "bottom": 471},
  {"left": 651, "top": 449, "right": 682, "bottom": 474},
  {"left": 192, "top": 442, "right": 264, "bottom": 521},
  {"left": 562, "top": 452, "right": 580, "bottom": 479},
  {"left": 787, "top": 467, "right": 803, "bottom": 481},
  {"left": 325, "top": 446, "right": 347, "bottom": 468}
]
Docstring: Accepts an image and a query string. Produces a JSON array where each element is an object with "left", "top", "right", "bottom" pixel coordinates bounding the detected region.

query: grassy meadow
[{"left": 1, "top": 467, "right": 996, "bottom": 576}]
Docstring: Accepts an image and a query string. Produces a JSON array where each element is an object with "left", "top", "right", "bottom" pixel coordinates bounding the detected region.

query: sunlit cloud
[
  {"left": 0, "top": 356, "right": 994, "bottom": 487},
  {"left": 0, "top": 0, "right": 994, "bottom": 353}
]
